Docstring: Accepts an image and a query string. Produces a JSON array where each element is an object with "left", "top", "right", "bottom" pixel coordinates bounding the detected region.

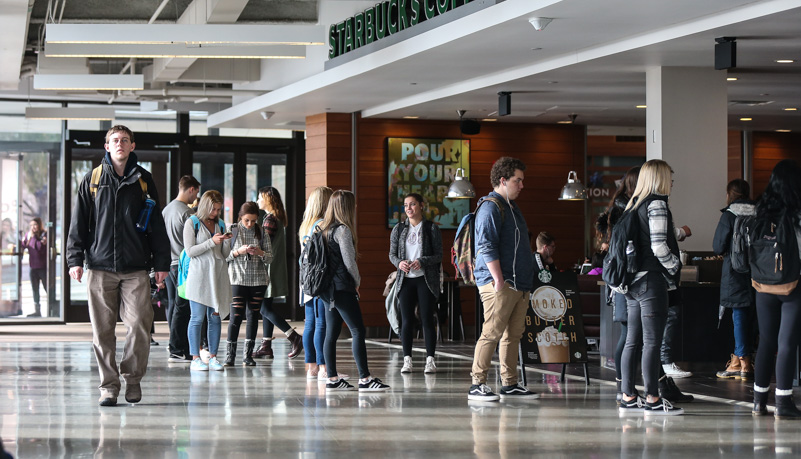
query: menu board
[{"left": 521, "top": 271, "right": 588, "bottom": 364}]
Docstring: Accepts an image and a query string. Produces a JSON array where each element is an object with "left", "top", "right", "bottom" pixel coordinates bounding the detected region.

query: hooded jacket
[
  {"left": 712, "top": 200, "right": 756, "bottom": 308},
  {"left": 67, "top": 152, "right": 170, "bottom": 273}
]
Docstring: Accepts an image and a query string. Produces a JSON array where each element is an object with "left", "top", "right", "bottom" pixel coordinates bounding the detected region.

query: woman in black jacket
[
  {"left": 712, "top": 179, "right": 756, "bottom": 380},
  {"left": 389, "top": 193, "right": 443, "bottom": 374}
]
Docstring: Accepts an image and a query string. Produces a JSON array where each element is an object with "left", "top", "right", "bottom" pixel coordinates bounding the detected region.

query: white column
[{"left": 646, "top": 67, "right": 728, "bottom": 252}]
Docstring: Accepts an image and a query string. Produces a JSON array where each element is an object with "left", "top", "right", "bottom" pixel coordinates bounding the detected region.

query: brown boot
[
  {"left": 252, "top": 338, "right": 274, "bottom": 359},
  {"left": 739, "top": 355, "right": 754, "bottom": 380},
  {"left": 716, "top": 354, "right": 741, "bottom": 379},
  {"left": 287, "top": 330, "right": 304, "bottom": 359}
]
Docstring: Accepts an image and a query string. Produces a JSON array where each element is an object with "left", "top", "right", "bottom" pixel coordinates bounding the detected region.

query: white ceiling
[{"left": 1, "top": 0, "right": 800, "bottom": 133}]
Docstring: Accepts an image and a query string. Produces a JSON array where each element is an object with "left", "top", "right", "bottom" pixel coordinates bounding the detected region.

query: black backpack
[
  {"left": 602, "top": 208, "right": 640, "bottom": 294},
  {"left": 729, "top": 213, "right": 753, "bottom": 274},
  {"left": 299, "top": 225, "right": 331, "bottom": 299},
  {"left": 747, "top": 215, "right": 800, "bottom": 295}
]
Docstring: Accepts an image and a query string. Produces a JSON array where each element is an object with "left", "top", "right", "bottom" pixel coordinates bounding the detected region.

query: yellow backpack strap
[
  {"left": 89, "top": 165, "right": 103, "bottom": 199},
  {"left": 138, "top": 176, "right": 148, "bottom": 198}
]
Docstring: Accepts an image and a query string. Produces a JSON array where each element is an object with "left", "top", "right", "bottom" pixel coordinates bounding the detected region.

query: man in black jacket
[{"left": 67, "top": 125, "right": 170, "bottom": 407}]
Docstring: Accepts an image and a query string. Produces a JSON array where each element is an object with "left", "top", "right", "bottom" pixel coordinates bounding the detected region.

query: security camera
[{"left": 528, "top": 17, "right": 553, "bottom": 31}]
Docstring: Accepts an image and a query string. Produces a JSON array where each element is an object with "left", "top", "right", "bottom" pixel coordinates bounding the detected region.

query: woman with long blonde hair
[
  {"left": 618, "top": 160, "right": 683, "bottom": 415},
  {"left": 321, "top": 190, "right": 388, "bottom": 392}
]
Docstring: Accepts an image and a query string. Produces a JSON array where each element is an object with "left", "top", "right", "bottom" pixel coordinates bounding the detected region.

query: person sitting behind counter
[{"left": 535, "top": 231, "right": 556, "bottom": 271}]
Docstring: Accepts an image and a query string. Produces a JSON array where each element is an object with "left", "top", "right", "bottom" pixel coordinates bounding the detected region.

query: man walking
[
  {"left": 469, "top": 157, "right": 538, "bottom": 401},
  {"left": 162, "top": 175, "right": 200, "bottom": 363},
  {"left": 67, "top": 125, "right": 170, "bottom": 406}
]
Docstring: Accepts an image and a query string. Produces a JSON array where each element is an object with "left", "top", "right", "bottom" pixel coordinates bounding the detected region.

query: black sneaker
[
  {"left": 359, "top": 377, "right": 390, "bottom": 392},
  {"left": 644, "top": 398, "right": 684, "bottom": 416},
  {"left": 326, "top": 378, "right": 355, "bottom": 392},
  {"left": 659, "top": 376, "right": 694, "bottom": 403},
  {"left": 468, "top": 384, "right": 500, "bottom": 401},
  {"left": 618, "top": 395, "right": 645, "bottom": 414},
  {"left": 499, "top": 383, "right": 539, "bottom": 399},
  {"left": 168, "top": 353, "right": 191, "bottom": 363}
]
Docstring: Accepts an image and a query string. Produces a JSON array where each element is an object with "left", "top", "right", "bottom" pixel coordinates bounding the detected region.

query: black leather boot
[
  {"left": 243, "top": 339, "right": 256, "bottom": 366},
  {"left": 223, "top": 341, "right": 237, "bottom": 367},
  {"left": 659, "top": 375, "right": 694, "bottom": 403},
  {"left": 287, "top": 331, "right": 304, "bottom": 359},
  {"left": 774, "top": 394, "right": 801, "bottom": 420},
  {"left": 252, "top": 339, "right": 274, "bottom": 359},
  {"left": 752, "top": 390, "right": 768, "bottom": 416}
]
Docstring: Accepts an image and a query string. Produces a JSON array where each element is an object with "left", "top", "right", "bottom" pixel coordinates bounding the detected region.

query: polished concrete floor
[{"left": 1, "top": 323, "right": 800, "bottom": 458}]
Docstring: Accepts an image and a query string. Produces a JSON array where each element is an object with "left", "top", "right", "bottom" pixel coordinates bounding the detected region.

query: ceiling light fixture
[
  {"left": 33, "top": 74, "right": 144, "bottom": 90},
  {"left": 558, "top": 171, "right": 588, "bottom": 201},
  {"left": 481, "top": 118, "right": 497, "bottom": 122},
  {"left": 528, "top": 17, "right": 553, "bottom": 31},
  {"left": 784, "top": 108, "right": 797, "bottom": 111},
  {"left": 776, "top": 129, "right": 792, "bottom": 133},
  {"left": 403, "top": 116, "right": 419, "bottom": 119},
  {"left": 45, "top": 43, "right": 305, "bottom": 59},
  {"left": 727, "top": 77, "right": 739, "bottom": 81},
  {"left": 260, "top": 111, "right": 275, "bottom": 120},
  {"left": 25, "top": 107, "right": 115, "bottom": 120},
  {"left": 775, "top": 59, "right": 795, "bottom": 63},
  {"left": 636, "top": 105, "right": 647, "bottom": 108},
  {"left": 740, "top": 117, "right": 753, "bottom": 121},
  {"left": 446, "top": 110, "right": 476, "bottom": 200},
  {"left": 558, "top": 114, "right": 578, "bottom": 124}
]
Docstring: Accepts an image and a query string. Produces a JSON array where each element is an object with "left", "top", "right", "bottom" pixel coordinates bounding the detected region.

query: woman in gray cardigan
[{"left": 389, "top": 193, "right": 443, "bottom": 374}]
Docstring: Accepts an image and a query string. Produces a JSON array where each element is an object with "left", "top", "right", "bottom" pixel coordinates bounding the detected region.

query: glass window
[
  {"left": 246, "top": 153, "right": 287, "bottom": 203},
  {"left": 193, "top": 151, "right": 235, "bottom": 223}
]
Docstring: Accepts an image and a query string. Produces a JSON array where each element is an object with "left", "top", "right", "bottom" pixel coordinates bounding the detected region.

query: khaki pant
[
  {"left": 471, "top": 282, "right": 529, "bottom": 385},
  {"left": 87, "top": 269, "right": 153, "bottom": 396}
]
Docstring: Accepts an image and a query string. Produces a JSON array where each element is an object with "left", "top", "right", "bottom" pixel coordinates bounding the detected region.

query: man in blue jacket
[
  {"left": 67, "top": 125, "right": 170, "bottom": 407},
  {"left": 468, "top": 157, "right": 538, "bottom": 401}
]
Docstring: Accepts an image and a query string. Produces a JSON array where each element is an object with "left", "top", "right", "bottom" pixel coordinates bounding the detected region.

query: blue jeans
[
  {"left": 324, "top": 291, "right": 370, "bottom": 379},
  {"left": 621, "top": 273, "right": 669, "bottom": 398},
  {"left": 304, "top": 297, "right": 327, "bottom": 365},
  {"left": 188, "top": 301, "right": 221, "bottom": 357},
  {"left": 732, "top": 307, "right": 752, "bottom": 357}
]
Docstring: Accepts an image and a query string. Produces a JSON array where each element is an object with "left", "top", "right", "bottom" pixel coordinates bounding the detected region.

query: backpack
[
  {"left": 729, "top": 213, "right": 753, "bottom": 274},
  {"left": 89, "top": 164, "right": 148, "bottom": 199},
  {"left": 299, "top": 224, "right": 331, "bottom": 299},
  {"left": 177, "top": 215, "right": 226, "bottom": 299},
  {"left": 746, "top": 215, "right": 800, "bottom": 295},
  {"left": 602, "top": 208, "right": 640, "bottom": 294},
  {"left": 451, "top": 197, "right": 504, "bottom": 286}
]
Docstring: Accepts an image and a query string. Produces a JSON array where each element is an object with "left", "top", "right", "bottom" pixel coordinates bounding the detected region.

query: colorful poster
[
  {"left": 521, "top": 271, "right": 588, "bottom": 364},
  {"left": 387, "top": 138, "right": 470, "bottom": 229}
]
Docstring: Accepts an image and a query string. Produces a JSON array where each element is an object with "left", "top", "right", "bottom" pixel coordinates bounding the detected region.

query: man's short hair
[
  {"left": 178, "top": 175, "right": 200, "bottom": 191},
  {"left": 105, "top": 125, "right": 134, "bottom": 144},
  {"left": 536, "top": 231, "right": 555, "bottom": 250},
  {"left": 490, "top": 157, "right": 526, "bottom": 188}
]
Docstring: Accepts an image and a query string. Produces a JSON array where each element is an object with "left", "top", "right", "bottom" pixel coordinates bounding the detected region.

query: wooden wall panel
[
  {"left": 751, "top": 131, "right": 801, "bottom": 198},
  {"left": 728, "top": 130, "right": 742, "bottom": 183}
]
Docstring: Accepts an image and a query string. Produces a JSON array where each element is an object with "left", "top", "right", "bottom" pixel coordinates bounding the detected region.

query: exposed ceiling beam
[
  {"left": 45, "top": 43, "right": 306, "bottom": 59},
  {"left": 0, "top": 0, "right": 34, "bottom": 90}
]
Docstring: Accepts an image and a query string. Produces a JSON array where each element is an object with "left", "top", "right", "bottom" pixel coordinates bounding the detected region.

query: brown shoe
[
  {"left": 287, "top": 331, "right": 304, "bottom": 359},
  {"left": 716, "top": 354, "right": 742, "bottom": 379},
  {"left": 739, "top": 355, "right": 754, "bottom": 380},
  {"left": 252, "top": 339, "right": 274, "bottom": 359}
]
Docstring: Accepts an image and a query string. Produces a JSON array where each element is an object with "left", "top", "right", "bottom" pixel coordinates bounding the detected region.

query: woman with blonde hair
[
  {"left": 618, "top": 159, "right": 683, "bottom": 415},
  {"left": 252, "top": 186, "right": 303, "bottom": 359},
  {"left": 321, "top": 190, "right": 389, "bottom": 392},
  {"left": 184, "top": 190, "right": 232, "bottom": 371}
]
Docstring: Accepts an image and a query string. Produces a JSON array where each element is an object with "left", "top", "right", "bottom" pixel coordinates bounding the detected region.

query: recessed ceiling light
[
  {"left": 636, "top": 105, "right": 647, "bottom": 109},
  {"left": 784, "top": 108, "right": 797, "bottom": 111},
  {"left": 776, "top": 129, "right": 791, "bottom": 133},
  {"left": 740, "top": 117, "right": 753, "bottom": 121},
  {"left": 403, "top": 116, "right": 419, "bottom": 119},
  {"left": 557, "top": 120, "right": 573, "bottom": 124},
  {"left": 481, "top": 118, "right": 497, "bottom": 122},
  {"left": 531, "top": 47, "right": 542, "bottom": 51},
  {"left": 727, "top": 77, "right": 738, "bottom": 81},
  {"left": 775, "top": 59, "right": 795, "bottom": 63}
]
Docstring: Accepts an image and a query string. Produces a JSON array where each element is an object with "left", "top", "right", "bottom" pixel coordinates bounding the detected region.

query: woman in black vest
[
  {"left": 618, "top": 159, "right": 683, "bottom": 416},
  {"left": 389, "top": 193, "right": 443, "bottom": 374},
  {"left": 751, "top": 159, "right": 801, "bottom": 419}
]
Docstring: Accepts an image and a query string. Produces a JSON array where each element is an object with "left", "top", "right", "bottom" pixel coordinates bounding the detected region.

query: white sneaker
[
  {"left": 401, "top": 356, "right": 413, "bottom": 373},
  {"left": 208, "top": 356, "right": 224, "bottom": 371},
  {"left": 662, "top": 363, "right": 692, "bottom": 379},
  {"left": 199, "top": 348, "right": 211, "bottom": 364},
  {"left": 318, "top": 369, "right": 349, "bottom": 381},
  {"left": 424, "top": 356, "right": 437, "bottom": 374}
]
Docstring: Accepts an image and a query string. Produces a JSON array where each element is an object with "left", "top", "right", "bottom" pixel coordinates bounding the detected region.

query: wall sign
[
  {"left": 329, "top": 0, "right": 475, "bottom": 59},
  {"left": 521, "top": 271, "right": 588, "bottom": 364},
  {"left": 387, "top": 137, "right": 469, "bottom": 229}
]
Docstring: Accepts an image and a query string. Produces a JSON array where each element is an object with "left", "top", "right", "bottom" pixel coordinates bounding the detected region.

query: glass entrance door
[{"left": 0, "top": 143, "right": 61, "bottom": 320}]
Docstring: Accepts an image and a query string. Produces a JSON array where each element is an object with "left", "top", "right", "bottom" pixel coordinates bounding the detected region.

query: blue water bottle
[{"left": 136, "top": 198, "right": 156, "bottom": 233}]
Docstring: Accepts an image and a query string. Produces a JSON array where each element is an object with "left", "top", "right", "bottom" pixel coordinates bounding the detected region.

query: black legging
[
  {"left": 228, "top": 285, "right": 266, "bottom": 341},
  {"left": 754, "top": 288, "right": 801, "bottom": 391},
  {"left": 398, "top": 277, "right": 438, "bottom": 357},
  {"left": 324, "top": 290, "right": 370, "bottom": 379},
  {"left": 260, "top": 297, "right": 292, "bottom": 338}
]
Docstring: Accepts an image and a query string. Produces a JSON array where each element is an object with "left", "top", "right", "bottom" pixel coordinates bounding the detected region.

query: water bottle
[
  {"left": 135, "top": 198, "right": 156, "bottom": 233},
  {"left": 625, "top": 240, "right": 638, "bottom": 273}
]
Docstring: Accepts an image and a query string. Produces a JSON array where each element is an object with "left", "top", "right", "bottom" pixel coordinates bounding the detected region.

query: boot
[
  {"left": 659, "top": 375, "right": 694, "bottom": 403},
  {"left": 739, "top": 355, "right": 754, "bottom": 380},
  {"left": 752, "top": 390, "right": 768, "bottom": 416},
  {"left": 774, "top": 394, "right": 801, "bottom": 420},
  {"left": 287, "top": 330, "right": 304, "bottom": 359},
  {"left": 223, "top": 341, "right": 237, "bottom": 367},
  {"left": 243, "top": 339, "right": 256, "bottom": 366},
  {"left": 716, "top": 354, "right": 742, "bottom": 379},
  {"left": 252, "top": 339, "right": 274, "bottom": 359}
]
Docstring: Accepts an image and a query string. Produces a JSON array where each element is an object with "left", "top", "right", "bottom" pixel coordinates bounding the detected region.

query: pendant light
[
  {"left": 558, "top": 122, "right": 587, "bottom": 200},
  {"left": 447, "top": 110, "right": 476, "bottom": 199}
]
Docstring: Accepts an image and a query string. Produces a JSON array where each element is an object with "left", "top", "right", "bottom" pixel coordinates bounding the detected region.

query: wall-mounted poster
[
  {"left": 387, "top": 137, "right": 470, "bottom": 229},
  {"left": 520, "top": 271, "right": 588, "bottom": 364}
]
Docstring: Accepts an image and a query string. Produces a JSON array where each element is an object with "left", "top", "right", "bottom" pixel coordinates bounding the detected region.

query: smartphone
[
  {"left": 248, "top": 244, "right": 258, "bottom": 249},
  {"left": 223, "top": 230, "right": 233, "bottom": 237}
]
